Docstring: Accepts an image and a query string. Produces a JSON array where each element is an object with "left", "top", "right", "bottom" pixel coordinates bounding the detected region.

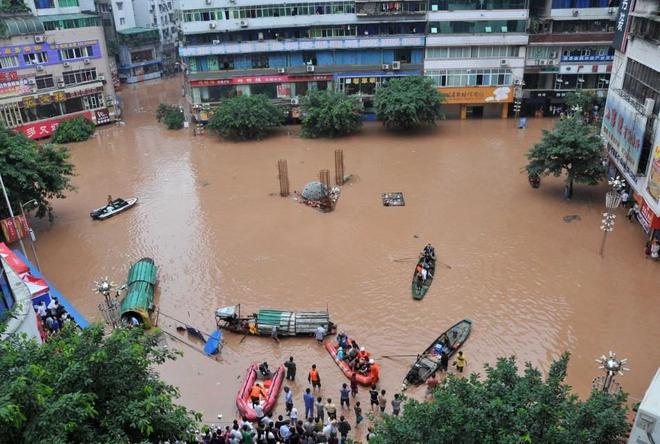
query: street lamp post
[
  {"left": 20, "top": 199, "right": 42, "bottom": 272},
  {"left": 599, "top": 177, "right": 624, "bottom": 257},
  {"left": 0, "top": 172, "right": 27, "bottom": 257},
  {"left": 593, "top": 351, "right": 629, "bottom": 394},
  {"left": 93, "top": 278, "right": 122, "bottom": 329}
]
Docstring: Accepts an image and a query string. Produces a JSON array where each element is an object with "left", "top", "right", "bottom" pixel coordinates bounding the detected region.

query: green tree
[
  {"left": 0, "top": 127, "right": 75, "bottom": 221},
  {"left": 156, "top": 103, "right": 185, "bottom": 130},
  {"left": 525, "top": 115, "right": 605, "bottom": 199},
  {"left": 0, "top": 324, "right": 200, "bottom": 443},
  {"left": 300, "top": 90, "right": 363, "bottom": 138},
  {"left": 371, "top": 353, "right": 628, "bottom": 444},
  {"left": 208, "top": 95, "right": 285, "bottom": 140},
  {"left": 51, "top": 117, "right": 95, "bottom": 144},
  {"left": 565, "top": 91, "right": 602, "bottom": 113},
  {"left": 374, "top": 76, "right": 445, "bottom": 131}
]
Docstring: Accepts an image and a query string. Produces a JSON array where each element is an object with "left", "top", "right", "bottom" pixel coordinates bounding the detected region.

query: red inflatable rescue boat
[
  {"left": 236, "top": 363, "right": 285, "bottom": 421},
  {"left": 325, "top": 338, "right": 378, "bottom": 386}
]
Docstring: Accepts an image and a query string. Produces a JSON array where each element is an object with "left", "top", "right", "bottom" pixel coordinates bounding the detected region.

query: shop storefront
[{"left": 436, "top": 86, "right": 513, "bottom": 119}]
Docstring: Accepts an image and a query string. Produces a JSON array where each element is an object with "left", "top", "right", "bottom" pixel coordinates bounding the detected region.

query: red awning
[{"left": 0, "top": 242, "right": 29, "bottom": 274}]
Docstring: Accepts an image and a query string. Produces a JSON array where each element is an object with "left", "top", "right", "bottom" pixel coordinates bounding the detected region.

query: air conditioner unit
[
  {"left": 63, "top": 62, "right": 71, "bottom": 68},
  {"left": 240, "top": 20, "right": 248, "bottom": 28},
  {"left": 644, "top": 98, "right": 655, "bottom": 116},
  {"left": 209, "top": 22, "right": 216, "bottom": 29},
  {"left": 514, "top": 79, "right": 522, "bottom": 85},
  {"left": 84, "top": 58, "right": 91, "bottom": 65},
  {"left": 391, "top": 61, "right": 401, "bottom": 70},
  {"left": 277, "top": 67, "right": 286, "bottom": 74},
  {"left": 607, "top": 7, "right": 614, "bottom": 14},
  {"left": 550, "top": 51, "right": 558, "bottom": 58},
  {"left": 549, "top": 60, "right": 557, "bottom": 65},
  {"left": 500, "top": 59, "right": 507, "bottom": 66},
  {"left": 27, "top": 78, "right": 36, "bottom": 85},
  {"left": 572, "top": 9, "right": 579, "bottom": 16},
  {"left": 212, "top": 39, "right": 221, "bottom": 45},
  {"left": 205, "top": 0, "right": 212, "bottom": 4},
  {"left": 539, "top": 59, "right": 547, "bottom": 65},
  {"left": 34, "top": 35, "right": 45, "bottom": 43},
  {"left": 258, "top": 32, "right": 264, "bottom": 41},
  {"left": 36, "top": 65, "right": 44, "bottom": 72},
  {"left": 381, "top": 63, "right": 390, "bottom": 70},
  {"left": 98, "top": 75, "right": 105, "bottom": 81},
  {"left": 306, "top": 65, "right": 315, "bottom": 72},
  {"left": 291, "top": 97, "right": 299, "bottom": 105}
]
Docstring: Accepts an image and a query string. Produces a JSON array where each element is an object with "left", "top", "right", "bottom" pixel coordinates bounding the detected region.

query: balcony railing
[
  {"left": 528, "top": 32, "right": 614, "bottom": 43},
  {"left": 180, "top": 34, "right": 426, "bottom": 57}
]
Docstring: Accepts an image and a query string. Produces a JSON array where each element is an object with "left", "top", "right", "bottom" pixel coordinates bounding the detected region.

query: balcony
[
  {"left": 179, "top": 35, "right": 425, "bottom": 57},
  {"left": 528, "top": 32, "right": 614, "bottom": 44},
  {"left": 426, "top": 34, "right": 528, "bottom": 47}
]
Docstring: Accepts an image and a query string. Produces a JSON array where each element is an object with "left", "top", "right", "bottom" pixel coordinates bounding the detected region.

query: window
[
  {"left": 0, "top": 55, "right": 19, "bottom": 69},
  {"left": 34, "top": 0, "right": 55, "bottom": 8},
  {"left": 251, "top": 55, "right": 269, "bottom": 69},
  {"left": 622, "top": 59, "right": 660, "bottom": 114},
  {"left": 63, "top": 68, "right": 97, "bottom": 85},
  {"left": 120, "top": 17, "right": 125, "bottom": 25},
  {"left": 131, "top": 49, "right": 153, "bottom": 63},
  {"left": 23, "top": 52, "right": 49, "bottom": 65},
  {"left": 58, "top": 0, "right": 79, "bottom": 6},
  {"left": 116, "top": 1, "right": 123, "bottom": 10},
  {"left": 426, "top": 68, "right": 512, "bottom": 87},
  {"left": 59, "top": 46, "right": 94, "bottom": 60},
  {"left": 36, "top": 75, "right": 55, "bottom": 89}
]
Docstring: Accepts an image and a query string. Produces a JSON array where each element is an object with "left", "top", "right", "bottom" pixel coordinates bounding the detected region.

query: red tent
[{"left": 0, "top": 242, "right": 29, "bottom": 274}]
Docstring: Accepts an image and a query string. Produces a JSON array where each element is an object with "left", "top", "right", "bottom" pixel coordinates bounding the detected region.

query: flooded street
[{"left": 28, "top": 77, "right": 659, "bottom": 428}]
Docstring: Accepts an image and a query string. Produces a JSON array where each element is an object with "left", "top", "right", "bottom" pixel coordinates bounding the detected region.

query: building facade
[
  {"left": 600, "top": 0, "right": 660, "bottom": 241},
  {"left": 522, "top": 0, "right": 618, "bottom": 116},
  {"left": 0, "top": 0, "right": 118, "bottom": 138},
  {"left": 96, "top": 0, "right": 178, "bottom": 83}
]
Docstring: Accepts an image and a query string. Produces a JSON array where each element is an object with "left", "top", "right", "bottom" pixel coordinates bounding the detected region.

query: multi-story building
[
  {"left": 600, "top": 0, "right": 660, "bottom": 242},
  {"left": 96, "top": 0, "right": 178, "bottom": 83},
  {"left": 423, "top": 0, "right": 529, "bottom": 119},
  {"left": 522, "top": 0, "right": 619, "bottom": 115},
  {"left": 177, "top": 0, "right": 427, "bottom": 121},
  {"left": 0, "top": 0, "right": 118, "bottom": 139}
]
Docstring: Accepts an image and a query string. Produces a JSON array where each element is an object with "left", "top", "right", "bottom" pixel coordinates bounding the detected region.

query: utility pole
[{"left": 0, "top": 173, "right": 27, "bottom": 257}]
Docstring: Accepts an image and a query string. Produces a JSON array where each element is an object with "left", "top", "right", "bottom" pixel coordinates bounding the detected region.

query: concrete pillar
[
  {"left": 501, "top": 104, "right": 509, "bottom": 119},
  {"left": 460, "top": 104, "right": 467, "bottom": 119}
]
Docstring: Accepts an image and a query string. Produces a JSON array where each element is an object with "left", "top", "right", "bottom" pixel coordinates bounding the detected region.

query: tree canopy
[
  {"left": 0, "top": 127, "right": 75, "bottom": 220},
  {"left": 374, "top": 76, "right": 444, "bottom": 131},
  {"left": 371, "top": 353, "right": 629, "bottom": 444},
  {"left": 208, "top": 95, "right": 285, "bottom": 140},
  {"left": 51, "top": 117, "right": 95, "bottom": 144},
  {"left": 565, "top": 91, "right": 602, "bottom": 113},
  {"left": 300, "top": 90, "right": 363, "bottom": 138},
  {"left": 525, "top": 115, "right": 605, "bottom": 198},
  {"left": 156, "top": 103, "right": 185, "bottom": 130},
  {"left": 0, "top": 324, "right": 199, "bottom": 444}
]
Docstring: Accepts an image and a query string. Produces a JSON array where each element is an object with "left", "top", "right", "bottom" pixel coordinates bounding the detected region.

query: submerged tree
[
  {"left": 374, "top": 76, "right": 444, "bottom": 131},
  {"left": 0, "top": 324, "right": 200, "bottom": 443},
  {"left": 0, "top": 127, "right": 75, "bottom": 220},
  {"left": 371, "top": 353, "right": 628, "bottom": 444},
  {"left": 525, "top": 115, "right": 605, "bottom": 198},
  {"left": 300, "top": 90, "right": 363, "bottom": 138},
  {"left": 51, "top": 116, "right": 95, "bottom": 143},
  {"left": 208, "top": 95, "right": 285, "bottom": 140},
  {"left": 156, "top": 103, "right": 185, "bottom": 130}
]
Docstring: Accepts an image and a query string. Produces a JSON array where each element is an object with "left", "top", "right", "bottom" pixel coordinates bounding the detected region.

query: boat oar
[{"left": 380, "top": 354, "right": 419, "bottom": 359}]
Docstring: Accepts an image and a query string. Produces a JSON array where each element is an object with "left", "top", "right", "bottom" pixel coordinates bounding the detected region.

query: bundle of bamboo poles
[{"left": 277, "top": 159, "right": 289, "bottom": 197}]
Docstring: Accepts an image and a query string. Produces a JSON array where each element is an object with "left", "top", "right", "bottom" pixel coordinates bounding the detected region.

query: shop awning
[{"left": 0, "top": 16, "right": 45, "bottom": 37}]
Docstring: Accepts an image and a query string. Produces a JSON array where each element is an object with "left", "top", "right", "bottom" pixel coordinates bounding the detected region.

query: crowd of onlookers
[{"left": 33, "top": 297, "right": 76, "bottom": 336}]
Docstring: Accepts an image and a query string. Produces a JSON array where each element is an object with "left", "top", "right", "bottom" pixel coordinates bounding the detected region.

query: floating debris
[
  {"left": 383, "top": 192, "right": 405, "bottom": 207},
  {"left": 563, "top": 215, "right": 581, "bottom": 223}
]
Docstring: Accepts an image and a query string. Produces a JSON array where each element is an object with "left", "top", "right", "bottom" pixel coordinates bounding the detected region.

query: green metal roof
[
  {"left": 117, "top": 27, "right": 157, "bottom": 35},
  {"left": 0, "top": 16, "right": 44, "bottom": 37},
  {"left": 38, "top": 12, "right": 99, "bottom": 22}
]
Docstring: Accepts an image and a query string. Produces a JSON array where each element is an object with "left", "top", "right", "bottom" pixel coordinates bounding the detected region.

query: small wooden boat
[
  {"left": 236, "top": 363, "right": 285, "bottom": 421},
  {"left": 325, "top": 337, "right": 378, "bottom": 386},
  {"left": 402, "top": 319, "right": 472, "bottom": 388},
  {"left": 216, "top": 304, "right": 336, "bottom": 337},
  {"left": 412, "top": 252, "right": 436, "bottom": 300},
  {"left": 90, "top": 197, "right": 138, "bottom": 220}
]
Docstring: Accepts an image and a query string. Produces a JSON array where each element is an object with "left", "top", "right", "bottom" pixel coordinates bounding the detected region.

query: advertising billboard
[{"left": 602, "top": 92, "right": 647, "bottom": 179}]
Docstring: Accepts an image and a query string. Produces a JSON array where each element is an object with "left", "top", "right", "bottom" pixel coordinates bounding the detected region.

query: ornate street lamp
[
  {"left": 593, "top": 351, "right": 629, "bottom": 394},
  {"left": 599, "top": 177, "right": 624, "bottom": 257},
  {"left": 93, "top": 277, "right": 122, "bottom": 329}
]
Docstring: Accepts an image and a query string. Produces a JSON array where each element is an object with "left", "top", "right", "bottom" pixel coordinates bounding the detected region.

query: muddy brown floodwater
[{"left": 28, "top": 77, "right": 659, "bottom": 433}]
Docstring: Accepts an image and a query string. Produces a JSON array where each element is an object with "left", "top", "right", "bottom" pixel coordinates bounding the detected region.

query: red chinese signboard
[
  {"left": 0, "top": 71, "right": 18, "bottom": 82},
  {"left": 190, "top": 74, "right": 333, "bottom": 87},
  {"left": 0, "top": 215, "right": 29, "bottom": 243},
  {"left": 14, "top": 111, "right": 93, "bottom": 140}
]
